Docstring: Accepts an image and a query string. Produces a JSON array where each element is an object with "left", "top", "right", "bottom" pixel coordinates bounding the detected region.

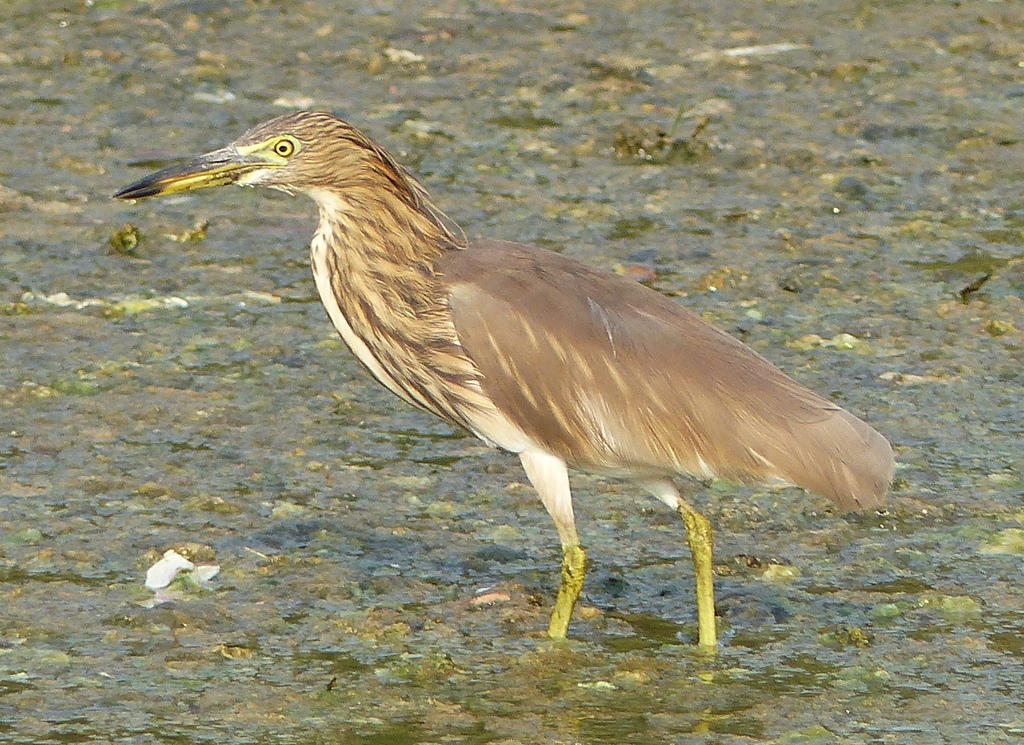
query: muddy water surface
[{"left": 2, "top": 1, "right": 1024, "bottom": 743}]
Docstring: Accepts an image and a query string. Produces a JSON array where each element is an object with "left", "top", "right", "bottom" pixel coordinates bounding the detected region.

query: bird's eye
[{"left": 273, "top": 138, "right": 296, "bottom": 157}]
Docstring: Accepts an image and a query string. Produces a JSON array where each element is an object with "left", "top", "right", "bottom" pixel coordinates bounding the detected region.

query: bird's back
[{"left": 440, "top": 240, "right": 893, "bottom": 511}]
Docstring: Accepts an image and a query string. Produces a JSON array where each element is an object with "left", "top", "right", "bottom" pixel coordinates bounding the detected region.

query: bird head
[
  {"left": 114, "top": 110, "right": 466, "bottom": 251},
  {"left": 114, "top": 111, "right": 415, "bottom": 200}
]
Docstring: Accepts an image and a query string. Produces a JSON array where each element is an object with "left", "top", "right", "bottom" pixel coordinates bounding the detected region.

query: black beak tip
[{"left": 113, "top": 180, "right": 156, "bottom": 200}]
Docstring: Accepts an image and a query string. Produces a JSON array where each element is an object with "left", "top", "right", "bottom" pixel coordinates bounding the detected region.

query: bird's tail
[{"left": 753, "top": 405, "right": 893, "bottom": 512}]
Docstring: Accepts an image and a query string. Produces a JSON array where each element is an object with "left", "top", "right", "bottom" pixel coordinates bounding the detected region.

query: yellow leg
[
  {"left": 519, "top": 450, "right": 588, "bottom": 639},
  {"left": 677, "top": 501, "right": 717, "bottom": 649},
  {"left": 548, "top": 543, "right": 587, "bottom": 639}
]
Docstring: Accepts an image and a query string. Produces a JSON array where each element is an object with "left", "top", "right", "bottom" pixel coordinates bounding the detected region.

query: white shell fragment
[
  {"left": 142, "top": 549, "right": 220, "bottom": 609},
  {"left": 145, "top": 549, "right": 195, "bottom": 590}
]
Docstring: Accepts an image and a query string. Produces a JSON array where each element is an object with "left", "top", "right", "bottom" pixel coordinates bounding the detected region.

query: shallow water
[{"left": 3, "top": 0, "right": 1024, "bottom": 742}]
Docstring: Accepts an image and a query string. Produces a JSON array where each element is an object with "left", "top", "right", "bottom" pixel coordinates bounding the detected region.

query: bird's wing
[{"left": 439, "top": 240, "right": 891, "bottom": 510}]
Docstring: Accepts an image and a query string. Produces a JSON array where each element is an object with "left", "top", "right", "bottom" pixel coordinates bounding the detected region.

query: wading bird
[{"left": 115, "top": 112, "right": 893, "bottom": 647}]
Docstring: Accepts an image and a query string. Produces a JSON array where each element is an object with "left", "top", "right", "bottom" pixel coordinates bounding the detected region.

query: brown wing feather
[{"left": 439, "top": 240, "right": 893, "bottom": 511}]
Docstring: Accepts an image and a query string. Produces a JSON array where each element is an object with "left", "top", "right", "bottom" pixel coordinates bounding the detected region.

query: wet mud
[{"left": 2, "top": 1, "right": 1024, "bottom": 742}]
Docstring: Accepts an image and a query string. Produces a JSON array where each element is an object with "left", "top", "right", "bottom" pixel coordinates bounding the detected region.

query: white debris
[
  {"left": 719, "top": 42, "right": 808, "bottom": 57},
  {"left": 143, "top": 548, "right": 220, "bottom": 606},
  {"left": 192, "top": 89, "right": 236, "bottom": 104},
  {"left": 273, "top": 95, "right": 317, "bottom": 109},
  {"left": 145, "top": 549, "right": 195, "bottom": 590},
  {"left": 383, "top": 47, "right": 424, "bottom": 65},
  {"left": 20, "top": 291, "right": 189, "bottom": 312},
  {"left": 691, "top": 43, "right": 810, "bottom": 62}
]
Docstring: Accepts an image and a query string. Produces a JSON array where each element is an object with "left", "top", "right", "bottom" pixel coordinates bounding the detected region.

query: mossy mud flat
[{"left": 2, "top": 1, "right": 1024, "bottom": 743}]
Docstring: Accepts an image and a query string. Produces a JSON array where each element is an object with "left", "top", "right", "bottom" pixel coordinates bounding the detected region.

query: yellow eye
[{"left": 273, "top": 138, "right": 296, "bottom": 158}]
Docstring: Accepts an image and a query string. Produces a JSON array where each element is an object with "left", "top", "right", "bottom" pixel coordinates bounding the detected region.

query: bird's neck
[
  {"left": 309, "top": 179, "right": 461, "bottom": 257},
  {"left": 306, "top": 185, "right": 481, "bottom": 425},
  {"left": 307, "top": 184, "right": 459, "bottom": 323}
]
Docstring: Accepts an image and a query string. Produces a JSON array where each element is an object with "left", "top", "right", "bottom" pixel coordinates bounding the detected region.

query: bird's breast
[
  {"left": 309, "top": 233, "right": 417, "bottom": 407},
  {"left": 308, "top": 229, "right": 533, "bottom": 454}
]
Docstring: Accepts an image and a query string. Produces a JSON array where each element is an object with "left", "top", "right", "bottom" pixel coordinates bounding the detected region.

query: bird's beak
[{"left": 113, "top": 145, "right": 272, "bottom": 200}]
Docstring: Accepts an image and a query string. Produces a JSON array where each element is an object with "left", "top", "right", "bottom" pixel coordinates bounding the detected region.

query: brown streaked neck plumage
[{"left": 301, "top": 131, "right": 483, "bottom": 431}]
